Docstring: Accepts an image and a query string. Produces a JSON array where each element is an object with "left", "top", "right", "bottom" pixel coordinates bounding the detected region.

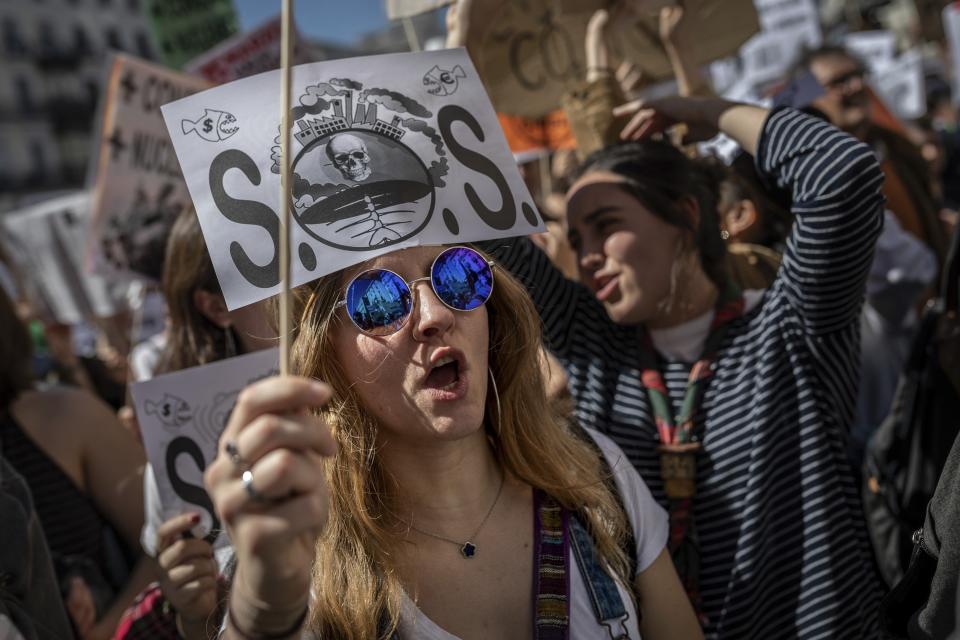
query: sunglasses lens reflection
[
  {"left": 345, "top": 270, "right": 412, "bottom": 336},
  {"left": 432, "top": 247, "right": 494, "bottom": 311}
]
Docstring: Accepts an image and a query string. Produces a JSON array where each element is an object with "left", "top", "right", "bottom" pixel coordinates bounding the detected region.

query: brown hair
[
  {"left": 0, "top": 286, "right": 34, "bottom": 410},
  {"left": 572, "top": 139, "right": 730, "bottom": 291},
  {"left": 156, "top": 209, "right": 236, "bottom": 373},
  {"left": 290, "top": 246, "right": 631, "bottom": 639}
]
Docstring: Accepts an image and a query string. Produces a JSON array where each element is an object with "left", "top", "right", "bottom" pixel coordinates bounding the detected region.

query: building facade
[{"left": 0, "top": 0, "right": 158, "bottom": 205}]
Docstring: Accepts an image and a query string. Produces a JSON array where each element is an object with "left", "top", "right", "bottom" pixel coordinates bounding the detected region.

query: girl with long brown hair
[{"left": 204, "top": 244, "right": 703, "bottom": 639}]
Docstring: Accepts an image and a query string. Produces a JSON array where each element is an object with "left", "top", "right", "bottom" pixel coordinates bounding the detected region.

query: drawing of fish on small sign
[
  {"left": 181, "top": 109, "right": 239, "bottom": 142},
  {"left": 144, "top": 393, "right": 192, "bottom": 428},
  {"left": 423, "top": 65, "right": 466, "bottom": 96}
]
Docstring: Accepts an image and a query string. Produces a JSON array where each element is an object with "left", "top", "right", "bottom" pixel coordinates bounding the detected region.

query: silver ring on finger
[
  {"left": 224, "top": 440, "right": 248, "bottom": 471},
  {"left": 241, "top": 469, "right": 269, "bottom": 503}
]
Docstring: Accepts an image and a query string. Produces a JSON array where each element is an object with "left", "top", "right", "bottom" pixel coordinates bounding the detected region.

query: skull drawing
[{"left": 326, "top": 134, "right": 372, "bottom": 182}]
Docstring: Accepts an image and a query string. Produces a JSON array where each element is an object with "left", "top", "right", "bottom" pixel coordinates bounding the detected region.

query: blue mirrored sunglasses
[{"left": 335, "top": 246, "right": 495, "bottom": 336}]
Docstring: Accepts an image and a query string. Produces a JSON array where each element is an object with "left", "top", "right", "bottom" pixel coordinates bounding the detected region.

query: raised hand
[{"left": 204, "top": 376, "right": 336, "bottom": 636}]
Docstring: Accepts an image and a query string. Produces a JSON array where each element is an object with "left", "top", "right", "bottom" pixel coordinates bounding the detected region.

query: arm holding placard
[{"left": 205, "top": 378, "right": 336, "bottom": 639}]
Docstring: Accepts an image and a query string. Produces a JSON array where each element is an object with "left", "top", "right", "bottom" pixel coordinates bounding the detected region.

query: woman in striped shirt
[{"left": 492, "top": 98, "right": 886, "bottom": 638}]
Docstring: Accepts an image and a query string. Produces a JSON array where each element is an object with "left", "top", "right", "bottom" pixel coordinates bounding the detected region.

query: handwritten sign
[
  {"left": 161, "top": 49, "right": 541, "bottom": 311},
  {"left": 131, "top": 348, "right": 279, "bottom": 551},
  {"left": 845, "top": 30, "right": 897, "bottom": 74},
  {"left": 145, "top": 0, "right": 239, "bottom": 70},
  {"left": 185, "top": 15, "right": 315, "bottom": 84},
  {"left": 710, "top": 0, "right": 821, "bottom": 98},
  {"left": 467, "top": 0, "right": 758, "bottom": 118},
  {"left": 386, "top": 0, "right": 453, "bottom": 20},
  {"left": 87, "top": 55, "right": 210, "bottom": 282},
  {"left": 1, "top": 193, "right": 124, "bottom": 325},
  {"left": 871, "top": 50, "right": 925, "bottom": 121}
]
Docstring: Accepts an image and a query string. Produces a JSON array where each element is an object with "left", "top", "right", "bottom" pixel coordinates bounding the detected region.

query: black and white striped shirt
[{"left": 494, "top": 109, "right": 886, "bottom": 638}]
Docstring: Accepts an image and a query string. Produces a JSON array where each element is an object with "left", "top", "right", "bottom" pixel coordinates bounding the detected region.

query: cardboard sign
[
  {"left": 1, "top": 194, "right": 125, "bottom": 325},
  {"left": 161, "top": 49, "right": 541, "bottom": 311},
  {"left": 871, "top": 50, "right": 925, "bottom": 121},
  {"left": 710, "top": 0, "right": 821, "bottom": 98},
  {"left": 467, "top": 0, "right": 757, "bottom": 118},
  {"left": 145, "top": 0, "right": 239, "bottom": 69},
  {"left": 87, "top": 55, "right": 211, "bottom": 281},
  {"left": 185, "top": 15, "right": 315, "bottom": 85},
  {"left": 944, "top": 4, "right": 960, "bottom": 106},
  {"left": 131, "top": 348, "right": 279, "bottom": 552},
  {"left": 386, "top": 0, "right": 454, "bottom": 20}
]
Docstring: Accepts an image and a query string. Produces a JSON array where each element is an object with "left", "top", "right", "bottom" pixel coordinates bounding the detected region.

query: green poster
[{"left": 146, "top": 0, "right": 239, "bottom": 69}]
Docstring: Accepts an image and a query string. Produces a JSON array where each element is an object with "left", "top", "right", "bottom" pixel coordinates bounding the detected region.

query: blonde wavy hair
[{"left": 289, "top": 244, "right": 631, "bottom": 639}]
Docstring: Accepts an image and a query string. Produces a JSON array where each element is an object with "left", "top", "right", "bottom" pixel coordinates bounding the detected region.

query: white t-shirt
[
  {"left": 299, "top": 430, "right": 668, "bottom": 640},
  {"left": 649, "top": 289, "right": 765, "bottom": 363}
]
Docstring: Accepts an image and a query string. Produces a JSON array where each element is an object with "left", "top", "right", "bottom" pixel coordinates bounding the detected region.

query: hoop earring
[
  {"left": 488, "top": 367, "right": 502, "bottom": 437},
  {"left": 225, "top": 326, "right": 237, "bottom": 359}
]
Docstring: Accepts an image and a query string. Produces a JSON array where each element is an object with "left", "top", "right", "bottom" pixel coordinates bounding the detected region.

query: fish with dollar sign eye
[{"left": 181, "top": 109, "right": 239, "bottom": 142}]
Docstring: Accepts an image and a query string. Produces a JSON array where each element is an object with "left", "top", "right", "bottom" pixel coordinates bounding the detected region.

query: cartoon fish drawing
[
  {"left": 423, "top": 65, "right": 466, "bottom": 96},
  {"left": 144, "top": 393, "right": 192, "bottom": 428},
  {"left": 181, "top": 109, "right": 239, "bottom": 142}
]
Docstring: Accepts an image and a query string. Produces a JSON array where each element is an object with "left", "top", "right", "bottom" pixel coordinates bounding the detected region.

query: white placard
[
  {"left": 871, "top": 50, "right": 926, "bottom": 121},
  {"left": 710, "top": 0, "right": 822, "bottom": 97},
  {"left": 184, "top": 15, "right": 315, "bottom": 84},
  {"left": 944, "top": 4, "right": 960, "bottom": 105},
  {"left": 87, "top": 55, "right": 211, "bottom": 281},
  {"left": 2, "top": 194, "right": 125, "bottom": 324},
  {"left": 161, "top": 49, "right": 541, "bottom": 311},
  {"left": 845, "top": 30, "right": 897, "bottom": 74},
  {"left": 130, "top": 348, "right": 280, "bottom": 551}
]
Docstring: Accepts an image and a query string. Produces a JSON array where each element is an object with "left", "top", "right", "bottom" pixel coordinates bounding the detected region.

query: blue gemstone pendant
[{"left": 460, "top": 542, "right": 477, "bottom": 558}]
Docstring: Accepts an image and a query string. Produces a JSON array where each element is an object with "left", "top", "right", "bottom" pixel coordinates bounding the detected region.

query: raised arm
[
  {"left": 616, "top": 97, "right": 885, "bottom": 335},
  {"left": 205, "top": 377, "right": 335, "bottom": 640}
]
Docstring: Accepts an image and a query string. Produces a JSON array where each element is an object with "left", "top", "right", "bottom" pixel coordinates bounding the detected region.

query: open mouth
[{"left": 425, "top": 355, "right": 461, "bottom": 390}]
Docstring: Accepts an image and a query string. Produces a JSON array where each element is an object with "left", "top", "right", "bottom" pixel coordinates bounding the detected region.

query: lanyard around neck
[{"left": 639, "top": 286, "right": 745, "bottom": 446}]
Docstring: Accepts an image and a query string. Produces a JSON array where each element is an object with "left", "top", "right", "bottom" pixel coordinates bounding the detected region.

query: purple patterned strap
[{"left": 533, "top": 489, "right": 570, "bottom": 639}]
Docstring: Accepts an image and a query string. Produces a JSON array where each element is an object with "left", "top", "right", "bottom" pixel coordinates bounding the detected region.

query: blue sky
[{"left": 234, "top": 0, "right": 392, "bottom": 46}]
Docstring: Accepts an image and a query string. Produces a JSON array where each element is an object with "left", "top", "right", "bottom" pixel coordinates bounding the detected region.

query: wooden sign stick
[{"left": 278, "top": 0, "right": 294, "bottom": 376}]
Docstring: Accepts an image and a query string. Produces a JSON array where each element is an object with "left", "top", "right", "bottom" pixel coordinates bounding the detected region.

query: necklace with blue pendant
[{"left": 408, "top": 474, "right": 504, "bottom": 559}]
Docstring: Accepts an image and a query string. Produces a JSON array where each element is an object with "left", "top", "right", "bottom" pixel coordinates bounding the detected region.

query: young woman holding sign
[
  {"left": 117, "top": 209, "right": 276, "bottom": 640},
  {"left": 204, "top": 245, "right": 703, "bottom": 639},
  {"left": 488, "top": 99, "right": 886, "bottom": 636}
]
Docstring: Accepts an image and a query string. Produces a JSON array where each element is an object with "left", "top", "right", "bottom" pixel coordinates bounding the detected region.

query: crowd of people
[{"left": 2, "top": 2, "right": 960, "bottom": 639}]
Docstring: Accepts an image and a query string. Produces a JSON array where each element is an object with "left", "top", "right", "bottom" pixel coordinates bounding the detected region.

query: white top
[
  {"left": 649, "top": 289, "right": 765, "bottom": 363},
  {"left": 300, "top": 429, "right": 668, "bottom": 640}
]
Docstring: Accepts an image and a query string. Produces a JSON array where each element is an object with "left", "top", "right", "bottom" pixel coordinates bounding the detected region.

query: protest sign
[
  {"left": 944, "top": 4, "right": 960, "bottom": 105},
  {"left": 161, "top": 49, "right": 541, "bottom": 311},
  {"left": 870, "top": 50, "right": 926, "bottom": 121},
  {"left": 87, "top": 55, "right": 211, "bottom": 282},
  {"left": 2, "top": 194, "right": 125, "bottom": 325},
  {"left": 131, "top": 348, "right": 279, "bottom": 551},
  {"left": 387, "top": 0, "right": 454, "bottom": 20},
  {"left": 844, "top": 30, "right": 897, "bottom": 74},
  {"left": 498, "top": 110, "right": 577, "bottom": 156},
  {"left": 710, "top": 0, "right": 821, "bottom": 99},
  {"left": 145, "top": 0, "right": 239, "bottom": 70},
  {"left": 185, "top": 15, "right": 315, "bottom": 85},
  {"left": 467, "top": 0, "right": 757, "bottom": 118}
]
